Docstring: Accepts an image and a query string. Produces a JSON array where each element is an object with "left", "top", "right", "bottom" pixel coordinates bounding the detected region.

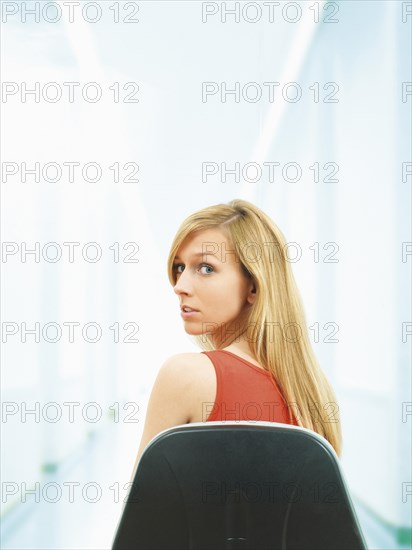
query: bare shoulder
[
  {"left": 161, "top": 352, "right": 214, "bottom": 379},
  {"left": 161, "top": 352, "right": 216, "bottom": 422}
]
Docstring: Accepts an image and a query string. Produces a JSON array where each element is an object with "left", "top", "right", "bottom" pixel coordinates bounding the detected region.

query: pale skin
[{"left": 129, "top": 227, "right": 259, "bottom": 481}]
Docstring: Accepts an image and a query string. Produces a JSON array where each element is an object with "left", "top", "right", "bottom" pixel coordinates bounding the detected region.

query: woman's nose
[{"left": 173, "top": 272, "right": 192, "bottom": 295}]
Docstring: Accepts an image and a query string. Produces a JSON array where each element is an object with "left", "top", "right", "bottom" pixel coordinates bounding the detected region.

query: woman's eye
[
  {"left": 199, "top": 263, "right": 214, "bottom": 274},
  {"left": 173, "top": 263, "right": 214, "bottom": 275}
]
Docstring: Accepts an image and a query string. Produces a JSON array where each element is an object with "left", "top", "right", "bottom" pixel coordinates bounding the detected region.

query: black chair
[{"left": 111, "top": 421, "right": 368, "bottom": 550}]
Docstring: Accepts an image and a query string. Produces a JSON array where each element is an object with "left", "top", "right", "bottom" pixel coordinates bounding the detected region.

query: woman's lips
[{"left": 180, "top": 310, "right": 200, "bottom": 318}]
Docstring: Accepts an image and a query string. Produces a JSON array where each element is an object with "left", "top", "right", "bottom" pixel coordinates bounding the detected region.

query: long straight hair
[{"left": 167, "top": 199, "right": 342, "bottom": 457}]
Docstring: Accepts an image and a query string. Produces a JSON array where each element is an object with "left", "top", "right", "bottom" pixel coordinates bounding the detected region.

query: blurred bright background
[{"left": 1, "top": 0, "right": 411, "bottom": 548}]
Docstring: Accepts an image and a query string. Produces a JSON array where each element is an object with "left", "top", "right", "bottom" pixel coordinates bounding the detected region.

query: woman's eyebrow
[{"left": 174, "top": 251, "right": 220, "bottom": 261}]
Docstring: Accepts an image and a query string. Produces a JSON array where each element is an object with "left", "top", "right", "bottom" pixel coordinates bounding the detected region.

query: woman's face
[{"left": 173, "top": 227, "right": 256, "bottom": 345}]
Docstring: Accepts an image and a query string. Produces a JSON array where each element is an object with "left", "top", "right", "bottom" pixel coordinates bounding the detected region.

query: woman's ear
[{"left": 247, "top": 281, "right": 257, "bottom": 304}]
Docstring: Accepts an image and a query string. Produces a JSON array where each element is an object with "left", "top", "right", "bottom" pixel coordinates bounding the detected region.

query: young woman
[{"left": 130, "top": 199, "right": 342, "bottom": 479}]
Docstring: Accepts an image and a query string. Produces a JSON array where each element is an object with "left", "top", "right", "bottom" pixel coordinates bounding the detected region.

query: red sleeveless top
[{"left": 202, "top": 350, "right": 298, "bottom": 425}]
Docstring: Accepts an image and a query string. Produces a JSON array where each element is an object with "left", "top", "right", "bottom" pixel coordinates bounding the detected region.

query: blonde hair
[{"left": 167, "top": 199, "right": 342, "bottom": 457}]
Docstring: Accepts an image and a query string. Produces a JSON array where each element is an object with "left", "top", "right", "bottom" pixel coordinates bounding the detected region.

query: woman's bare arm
[{"left": 129, "top": 354, "right": 195, "bottom": 482}]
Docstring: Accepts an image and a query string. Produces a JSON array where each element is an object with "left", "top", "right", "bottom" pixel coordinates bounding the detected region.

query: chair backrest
[{"left": 111, "top": 421, "right": 368, "bottom": 550}]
